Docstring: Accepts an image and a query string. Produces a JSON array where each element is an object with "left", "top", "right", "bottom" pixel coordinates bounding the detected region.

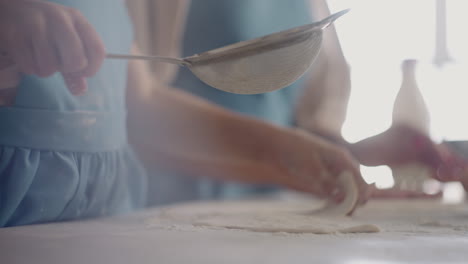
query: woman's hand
[
  {"left": 267, "top": 127, "right": 372, "bottom": 207},
  {"left": 0, "top": 0, "right": 105, "bottom": 95}
]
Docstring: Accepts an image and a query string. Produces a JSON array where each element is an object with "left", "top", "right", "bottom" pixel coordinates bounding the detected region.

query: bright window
[{"left": 328, "top": 0, "right": 468, "bottom": 189}]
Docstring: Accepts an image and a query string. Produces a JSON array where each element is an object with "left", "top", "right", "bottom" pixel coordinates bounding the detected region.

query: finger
[
  {"left": 285, "top": 175, "right": 331, "bottom": 197},
  {"left": 0, "top": 87, "right": 17, "bottom": 106},
  {"left": 9, "top": 36, "right": 36, "bottom": 75},
  {"left": 72, "top": 11, "right": 105, "bottom": 77},
  {"left": 324, "top": 150, "right": 366, "bottom": 193},
  {"left": 435, "top": 164, "right": 464, "bottom": 182},
  {"left": 31, "top": 21, "right": 59, "bottom": 77},
  {"left": 416, "top": 137, "right": 444, "bottom": 170},
  {"left": 333, "top": 163, "right": 369, "bottom": 213},
  {"left": 0, "top": 63, "right": 20, "bottom": 89},
  {"left": 0, "top": 52, "right": 14, "bottom": 68},
  {"left": 50, "top": 10, "right": 88, "bottom": 74},
  {"left": 62, "top": 73, "right": 87, "bottom": 95},
  {"left": 431, "top": 144, "right": 468, "bottom": 182},
  {"left": 289, "top": 172, "right": 335, "bottom": 198},
  {"left": 321, "top": 145, "right": 358, "bottom": 176},
  {"left": 319, "top": 147, "right": 366, "bottom": 208},
  {"left": 323, "top": 180, "right": 340, "bottom": 197},
  {"left": 460, "top": 177, "right": 468, "bottom": 192},
  {"left": 331, "top": 188, "right": 346, "bottom": 203},
  {"left": 305, "top": 166, "right": 339, "bottom": 197},
  {"left": 358, "top": 181, "right": 374, "bottom": 206},
  {"left": 347, "top": 175, "right": 368, "bottom": 216}
]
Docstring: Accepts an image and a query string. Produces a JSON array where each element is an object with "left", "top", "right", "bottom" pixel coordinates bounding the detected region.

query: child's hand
[{"left": 0, "top": 0, "right": 106, "bottom": 95}]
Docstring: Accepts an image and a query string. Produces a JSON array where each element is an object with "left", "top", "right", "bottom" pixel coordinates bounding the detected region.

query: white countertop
[{"left": 1, "top": 199, "right": 468, "bottom": 264}]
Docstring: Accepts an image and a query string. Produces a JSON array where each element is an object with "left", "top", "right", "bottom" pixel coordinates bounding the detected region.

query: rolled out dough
[
  {"left": 148, "top": 172, "right": 376, "bottom": 235},
  {"left": 193, "top": 213, "right": 380, "bottom": 234},
  {"left": 151, "top": 199, "right": 380, "bottom": 235}
]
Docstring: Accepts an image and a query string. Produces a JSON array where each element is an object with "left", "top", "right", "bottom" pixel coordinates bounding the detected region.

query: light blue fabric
[
  {"left": 149, "top": 0, "right": 314, "bottom": 205},
  {"left": 0, "top": 0, "right": 147, "bottom": 227}
]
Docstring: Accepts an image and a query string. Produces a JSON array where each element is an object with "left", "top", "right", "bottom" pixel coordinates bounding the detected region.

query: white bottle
[
  {"left": 392, "top": 59, "right": 430, "bottom": 134},
  {"left": 391, "top": 59, "right": 432, "bottom": 192}
]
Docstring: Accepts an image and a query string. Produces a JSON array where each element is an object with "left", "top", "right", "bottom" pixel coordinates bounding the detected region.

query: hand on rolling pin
[
  {"left": 0, "top": 0, "right": 106, "bottom": 96},
  {"left": 267, "top": 128, "right": 372, "bottom": 209}
]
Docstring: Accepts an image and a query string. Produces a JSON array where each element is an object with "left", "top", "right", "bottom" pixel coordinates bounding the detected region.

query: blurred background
[{"left": 329, "top": 0, "right": 467, "bottom": 198}]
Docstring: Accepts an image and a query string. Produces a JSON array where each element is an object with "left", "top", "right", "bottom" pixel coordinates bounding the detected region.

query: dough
[
  {"left": 148, "top": 172, "right": 377, "bottom": 235},
  {"left": 312, "top": 171, "right": 358, "bottom": 216},
  {"left": 192, "top": 213, "right": 380, "bottom": 234},
  {"left": 151, "top": 199, "right": 380, "bottom": 235}
]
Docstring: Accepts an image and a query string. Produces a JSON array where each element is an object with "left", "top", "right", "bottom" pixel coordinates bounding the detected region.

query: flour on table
[
  {"left": 148, "top": 199, "right": 380, "bottom": 235},
  {"left": 192, "top": 213, "right": 379, "bottom": 234},
  {"left": 188, "top": 172, "right": 376, "bottom": 234},
  {"left": 146, "top": 170, "right": 370, "bottom": 235}
]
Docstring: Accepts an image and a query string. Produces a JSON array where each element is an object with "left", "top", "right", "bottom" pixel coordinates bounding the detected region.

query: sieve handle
[
  {"left": 317, "top": 9, "right": 350, "bottom": 29},
  {"left": 106, "top": 53, "right": 188, "bottom": 66}
]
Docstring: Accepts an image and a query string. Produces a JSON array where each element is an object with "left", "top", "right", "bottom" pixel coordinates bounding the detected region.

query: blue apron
[
  {"left": 0, "top": 0, "right": 147, "bottom": 227},
  {"left": 148, "top": 0, "right": 314, "bottom": 205}
]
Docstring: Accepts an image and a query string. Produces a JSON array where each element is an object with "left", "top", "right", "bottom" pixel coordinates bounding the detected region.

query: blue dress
[
  {"left": 0, "top": 0, "right": 147, "bottom": 227},
  {"left": 148, "top": 0, "right": 314, "bottom": 205}
]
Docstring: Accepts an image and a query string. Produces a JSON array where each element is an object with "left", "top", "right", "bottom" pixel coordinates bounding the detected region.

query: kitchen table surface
[{"left": 2, "top": 197, "right": 468, "bottom": 264}]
